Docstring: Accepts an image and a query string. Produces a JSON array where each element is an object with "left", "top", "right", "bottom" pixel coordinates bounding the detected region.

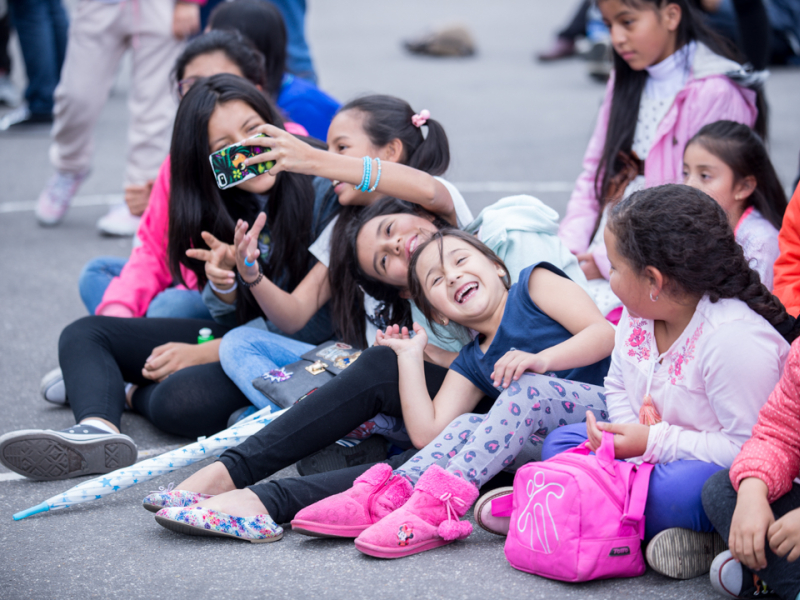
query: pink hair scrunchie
[{"left": 411, "top": 109, "right": 430, "bottom": 128}]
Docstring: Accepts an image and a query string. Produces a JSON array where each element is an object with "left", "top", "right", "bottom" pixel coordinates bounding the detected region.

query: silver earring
[
  {"left": 650, "top": 292, "right": 659, "bottom": 302},
  {"left": 498, "top": 269, "right": 506, "bottom": 277}
]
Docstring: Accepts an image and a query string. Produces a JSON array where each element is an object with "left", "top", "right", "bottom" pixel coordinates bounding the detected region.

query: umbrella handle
[{"left": 13, "top": 502, "right": 50, "bottom": 521}]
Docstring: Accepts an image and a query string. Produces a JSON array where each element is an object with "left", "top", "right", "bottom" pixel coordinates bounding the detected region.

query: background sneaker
[
  {"left": 0, "top": 105, "right": 53, "bottom": 130},
  {"left": 474, "top": 486, "right": 513, "bottom": 536},
  {"left": 710, "top": 550, "right": 777, "bottom": 598},
  {"left": 36, "top": 170, "right": 89, "bottom": 226},
  {"left": 0, "top": 74, "right": 20, "bottom": 107},
  {"left": 96, "top": 204, "right": 141, "bottom": 237},
  {"left": 646, "top": 528, "right": 728, "bottom": 579},
  {"left": 40, "top": 367, "right": 68, "bottom": 405},
  {"left": 0, "top": 424, "right": 137, "bottom": 481}
]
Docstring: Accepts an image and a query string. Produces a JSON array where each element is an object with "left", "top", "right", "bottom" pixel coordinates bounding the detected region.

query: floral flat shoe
[
  {"left": 154, "top": 506, "right": 284, "bottom": 543},
  {"left": 142, "top": 484, "right": 214, "bottom": 513}
]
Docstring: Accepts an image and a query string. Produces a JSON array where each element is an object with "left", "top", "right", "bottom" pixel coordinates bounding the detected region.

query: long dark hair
[
  {"left": 209, "top": 0, "right": 287, "bottom": 99},
  {"left": 328, "top": 95, "right": 452, "bottom": 346},
  {"left": 687, "top": 120, "right": 787, "bottom": 230},
  {"left": 407, "top": 230, "right": 511, "bottom": 343},
  {"left": 596, "top": 0, "right": 767, "bottom": 210},
  {"left": 173, "top": 29, "right": 267, "bottom": 90},
  {"left": 607, "top": 184, "right": 795, "bottom": 342},
  {"left": 330, "top": 198, "right": 450, "bottom": 347},
  {"left": 168, "top": 74, "right": 316, "bottom": 324}
]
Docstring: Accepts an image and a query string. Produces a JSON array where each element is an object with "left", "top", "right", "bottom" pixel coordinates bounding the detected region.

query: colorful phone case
[{"left": 209, "top": 133, "right": 275, "bottom": 190}]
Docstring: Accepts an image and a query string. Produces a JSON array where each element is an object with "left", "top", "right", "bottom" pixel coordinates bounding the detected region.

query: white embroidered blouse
[{"left": 604, "top": 295, "right": 789, "bottom": 467}]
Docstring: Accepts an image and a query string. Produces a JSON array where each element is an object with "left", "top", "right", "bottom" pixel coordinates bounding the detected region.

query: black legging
[
  {"left": 219, "top": 345, "right": 494, "bottom": 497},
  {"left": 59, "top": 316, "right": 249, "bottom": 438}
]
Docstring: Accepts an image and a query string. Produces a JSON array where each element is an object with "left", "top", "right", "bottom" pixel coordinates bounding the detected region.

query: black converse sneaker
[
  {"left": 710, "top": 550, "right": 777, "bottom": 598},
  {"left": 0, "top": 424, "right": 137, "bottom": 481}
]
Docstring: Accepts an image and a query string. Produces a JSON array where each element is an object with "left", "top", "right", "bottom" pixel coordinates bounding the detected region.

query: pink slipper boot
[
  {"left": 354, "top": 464, "right": 479, "bottom": 559},
  {"left": 291, "top": 463, "right": 413, "bottom": 538}
]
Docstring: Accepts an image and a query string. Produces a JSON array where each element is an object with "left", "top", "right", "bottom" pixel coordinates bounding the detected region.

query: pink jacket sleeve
[
  {"left": 730, "top": 338, "right": 800, "bottom": 503},
  {"left": 96, "top": 156, "right": 198, "bottom": 317},
  {"left": 558, "top": 75, "right": 615, "bottom": 255}
]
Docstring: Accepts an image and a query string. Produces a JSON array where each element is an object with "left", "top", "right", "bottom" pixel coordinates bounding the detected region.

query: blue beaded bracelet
[
  {"left": 367, "top": 158, "right": 382, "bottom": 193},
  {"left": 354, "top": 156, "right": 371, "bottom": 191}
]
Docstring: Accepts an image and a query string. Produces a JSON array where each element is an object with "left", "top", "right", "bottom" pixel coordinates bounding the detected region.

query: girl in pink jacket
[
  {"left": 558, "top": 0, "right": 764, "bottom": 319},
  {"left": 702, "top": 339, "right": 800, "bottom": 600}
]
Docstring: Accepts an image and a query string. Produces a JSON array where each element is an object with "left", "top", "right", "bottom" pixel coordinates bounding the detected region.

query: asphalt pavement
[{"left": 0, "top": 2, "right": 799, "bottom": 599}]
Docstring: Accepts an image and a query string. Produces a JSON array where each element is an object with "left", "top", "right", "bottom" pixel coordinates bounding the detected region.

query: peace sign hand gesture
[
  {"left": 185, "top": 231, "right": 237, "bottom": 293},
  {"left": 234, "top": 212, "right": 267, "bottom": 283}
]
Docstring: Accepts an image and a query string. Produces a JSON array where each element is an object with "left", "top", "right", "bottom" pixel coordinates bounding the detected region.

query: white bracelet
[{"left": 207, "top": 279, "right": 238, "bottom": 295}]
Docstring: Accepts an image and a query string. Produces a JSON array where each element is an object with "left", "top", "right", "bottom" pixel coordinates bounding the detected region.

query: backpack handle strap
[{"left": 621, "top": 462, "right": 654, "bottom": 539}]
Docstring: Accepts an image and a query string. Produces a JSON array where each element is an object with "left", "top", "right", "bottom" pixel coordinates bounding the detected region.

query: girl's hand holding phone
[
  {"left": 729, "top": 477, "right": 774, "bottom": 571},
  {"left": 185, "top": 231, "right": 237, "bottom": 294},
  {"left": 376, "top": 323, "right": 428, "bottom": 358},
  {"left": 241, "top": 123, "right": 318, "bottom": 176},
  {"left": 233, "top": 213, "right": 267, "bottom": 282},
  {"left": 585, "top": 411, "right": 649, "bottom": 459},
  {"left": 491, "top": 350, "right": 548, "bottom": 389},
  {"left": 768, "top": 506, "right": 800, "bottom": 564}
]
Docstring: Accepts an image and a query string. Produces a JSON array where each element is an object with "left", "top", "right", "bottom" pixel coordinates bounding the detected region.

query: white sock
[{"left": 80, "top": 419, "right": 116, "bottom": 434}]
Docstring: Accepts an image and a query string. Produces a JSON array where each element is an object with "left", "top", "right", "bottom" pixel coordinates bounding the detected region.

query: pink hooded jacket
[
  {"left": 558, "top": 44, "right": 758, "bottom": 279},
  {"left": 96, "top": 156, "right": 198, "bottom": 317}
]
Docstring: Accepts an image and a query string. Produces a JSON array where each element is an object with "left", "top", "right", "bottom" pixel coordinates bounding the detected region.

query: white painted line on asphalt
[
  {"left": 452, "top": 181, "right": 574, "bottom": 193},
  {"left": 0, "top": 182, "right": 575, "bottom": 214},
  {"left": 0, "top": 193, "right": 123, "bottom": 214},
  {"left": 0, "top": 472, "right": 25, "bottom": 481}
]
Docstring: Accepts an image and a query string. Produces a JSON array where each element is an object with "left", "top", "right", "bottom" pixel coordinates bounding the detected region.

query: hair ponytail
[
  {"left": 338, "top": 95, "right": 450, "bottom": 176},
  {"left": 608, "top": 184, "right": 795, "bottom": 342}
]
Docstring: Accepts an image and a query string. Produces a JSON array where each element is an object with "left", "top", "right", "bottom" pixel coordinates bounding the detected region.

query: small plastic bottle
[{"left": 197, "top": 327, "right": 215, "bottom": 344}]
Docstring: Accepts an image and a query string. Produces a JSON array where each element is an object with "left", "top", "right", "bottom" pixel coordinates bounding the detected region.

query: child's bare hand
[
  {"left": 233, "top": 213, "right": 266, "bottom": 282},
  {"left": 172, "top": 2, "right": 200, "bottom": 39},
  {"left": 769, "top": 506, "right": 800, "bottom": 563},
  {"left": 730, "top": 478, "right": 773, "bottom": 570},
  {"left": 585, "top": 411, "right": 649, "bottom": 458},
  {"left": 142, "top": 342, "right": 208, "bottom": 382},
  {"left": 241, "top": 123, "right": 319, "bottom": 176},
  {"left": 491, "top": 350, "right": 547, "bottom": 389},
  {"left": 375, "top": 323, "right": 427, "bottom": 357},
  {"left": 186, "top": 231, "right": 237, "bottom": 293},
  {"left": 576, "top": 252, "right": 603, "bottom": 280}
]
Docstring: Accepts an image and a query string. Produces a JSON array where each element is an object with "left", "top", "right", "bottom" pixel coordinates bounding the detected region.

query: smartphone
[{"left": 208, "top": 133, "right": 275, "bottom": 190}]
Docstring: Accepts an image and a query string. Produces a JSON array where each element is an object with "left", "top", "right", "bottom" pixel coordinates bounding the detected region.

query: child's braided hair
[{"left": 607, "top": 184, "right": 796, "bottom": 342}]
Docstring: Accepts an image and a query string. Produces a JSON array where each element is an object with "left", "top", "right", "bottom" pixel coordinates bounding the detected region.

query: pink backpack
[{"left": 493, "top": 431, "right": 654, "bottom": 582}]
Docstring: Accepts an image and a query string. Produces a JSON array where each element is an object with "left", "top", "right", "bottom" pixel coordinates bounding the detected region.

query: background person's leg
[
  {"left": 78, "top": 256, "right": 127, "bottom": 315},
  {"left": 145, "top": 288, "right": 213, "bottom": 320},
  {"left": 703, "top": 470, "right": 800, "bottom": 600},
  {"left": 218, "top": 326, "right": 315, "bottom": 409}
]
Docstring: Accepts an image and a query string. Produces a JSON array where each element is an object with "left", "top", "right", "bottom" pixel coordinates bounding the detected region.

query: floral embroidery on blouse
[
  {"left": 667, "top": 322, "right": 704, "bottom": 384},
  {"left": 625, "top": 317, "right": 653, "bottom": 363}
]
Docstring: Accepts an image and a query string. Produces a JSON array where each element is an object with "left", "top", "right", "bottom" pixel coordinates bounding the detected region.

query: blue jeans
[
  {"left": 541, "top": 423, "right": 724, "bottom": 540},
  {"left": 78, "top": 256, "right": 212, "bottom": 320},
  {"left": 219, "top": 326, "right": 314, "bottom": 410},
  {"left": 8, "top": 0, "right": 68, "bottom": 115},
  {"left": 269, "top": 0, "right": 317, "bottom": 84}
]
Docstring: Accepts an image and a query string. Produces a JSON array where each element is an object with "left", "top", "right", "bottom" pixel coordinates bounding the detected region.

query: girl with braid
[{"left": 540, "top": 184, "right": 796, "bottom": 580}]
